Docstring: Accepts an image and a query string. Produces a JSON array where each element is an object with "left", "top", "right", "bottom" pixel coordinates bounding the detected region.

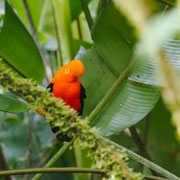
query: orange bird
[{"left": 47, "top": 60, "right": 86, "bottom": 142}]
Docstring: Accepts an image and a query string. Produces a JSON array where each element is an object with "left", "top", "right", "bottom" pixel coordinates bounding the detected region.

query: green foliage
[
  {"left": 0, "top": 0, "right": 180, "bottom": 179},
  {"left": 0, "top": 1, "right": 45, "bottom": 82},
  {"left": 143, "top": 99, "right": 180, "bottom": 176},
  {"left": 76, "top": 1, "right": 160, "bottom": 136},
  {"left": 91, "top": 0, "right": 137, "bottom": 73},
  {"left": 0, "top": 61, "right": 141, "bottom": 180},
  {"left": 70, "top": 0, "right": 91, "bottom": 20},
  {"left": 0, "top": 94, "right": 28, "bottom": 113}
]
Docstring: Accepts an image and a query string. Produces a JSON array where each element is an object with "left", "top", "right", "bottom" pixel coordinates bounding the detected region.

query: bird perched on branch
[{"left": 47, "top": 60, "right": 86, "bottom": 142}]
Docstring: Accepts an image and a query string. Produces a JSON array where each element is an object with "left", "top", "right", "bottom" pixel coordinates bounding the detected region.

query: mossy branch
[{"left": 0, "top": 60, "right": 141, "bottom": 180}]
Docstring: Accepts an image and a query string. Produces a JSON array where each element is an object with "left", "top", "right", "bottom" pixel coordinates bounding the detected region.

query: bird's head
[{"left": 52, "top": 60, "right": 85, "bottom": 82}]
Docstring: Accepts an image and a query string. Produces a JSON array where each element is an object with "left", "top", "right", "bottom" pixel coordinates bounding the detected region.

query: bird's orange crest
[{"left": 52, "top": 60, "right": 85, "bottom": 82}]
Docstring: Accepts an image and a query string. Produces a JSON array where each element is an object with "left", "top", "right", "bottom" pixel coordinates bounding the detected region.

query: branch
[
  {"left": 102, "top": 137, "right": 180, "bottom": 180},
  {"left": 157, "top": 0, "right": 173, "bottom": 6},
  {"left": 22, "top": 0, "right": 36, "bottom": 37},
  {"left": 88, "top": 57, "right": 136, "bottom": 123},
  {"left": 0, "top": 60, "right": 141, "bottom": 180},
  {"left": 143, "top": 175, "right": 168, "bottom": 180},
  {"left": 129, "top": 126, "right": 159, "bottom": 176},
  {"left": 143, "top": 113, "right": 151, "bottom": 147},
  {"left": 80, "top": 0, "right": 93, "bottom": 29},
  {"left": 0, "top": 167, "right": 105, "bottom": 177},
  {"left": 0, "top": 144, "right": 12, "bottom": 180}
]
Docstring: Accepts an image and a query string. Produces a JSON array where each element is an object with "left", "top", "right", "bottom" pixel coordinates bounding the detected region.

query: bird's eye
[{"left": 65, "top": 69, "right": 69, "bottom": 73}]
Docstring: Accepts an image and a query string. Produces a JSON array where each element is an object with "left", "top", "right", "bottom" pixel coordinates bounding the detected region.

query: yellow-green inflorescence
[{"left": 0, "top": 61, "right": 142, "bottom": 180}]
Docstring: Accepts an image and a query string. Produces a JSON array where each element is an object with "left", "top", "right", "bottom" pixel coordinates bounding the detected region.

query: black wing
[
  {"left": 47, "top": 83, "right": 54, "bottom": 93},
  {"left": 78, "top": 84, "right": 86, "bottom": 116}
]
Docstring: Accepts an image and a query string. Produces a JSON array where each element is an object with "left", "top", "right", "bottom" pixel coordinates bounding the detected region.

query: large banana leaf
[
  {"left": 78, "top": 1, "right": 180, "bottom": 136},
  {"left": 0, "top": 1, "right": 45, "bottom": 82},
  {"left": 76, "top": 1, "right": 160, "bottom": 136},
  {"left": 91, "top": 1, "right": 137, "bottom": 73},
  {"left": 0, "top": 94, "right": 28, "bottom": 113},
  {"left": 130, "top": 7, "right": 180, "bottom": 87},
  {"left": 77, "top": 46, "right": 160, "bottom": 136}
]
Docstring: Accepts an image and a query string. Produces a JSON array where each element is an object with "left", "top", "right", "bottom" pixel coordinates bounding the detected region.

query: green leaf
[
  {"left": 77, "top": 46, "right": 160, "bottom": 136},
  {"left": 0, "top": 94, "right": 28, "bottom": 113},
  {"left": 8, "top": 0, "right": 29, "bottom": 26},
  {"left": 80, "top": 2, "right": 180, "bottom": 137},
  {"left": 141, "top": 99, "right": 180, "bottom": 176},
  {"left": 0, "top": 1, "right": 45, "bottom": 82},
  {"left": 129, "top": 8, "right": 180, "bottom": 87},
  {"left": 5, "top": 118, "right": 22, "bottom": 124},
  {"left": 25, "top": 0, "right": 45, "bottom": 29},
  {"left": 91, "top": 0, "right": 137, "bottom": 73},
  {"left": 70, "top": 0, "right": 91, "bottom": 21},
  {"left": 76, "top": 1, "right": 161, "bottom": 136},
  {"left": 92, "top": 81, "right": 160, "bottom": 136}
]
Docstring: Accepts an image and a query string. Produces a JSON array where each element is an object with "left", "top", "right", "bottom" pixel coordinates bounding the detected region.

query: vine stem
[
  {"left": 143, "top": 175, "right": 168, "bottom": 180},
  {"left": 0, "top": 167, "right": 105, "bottom": 177},
  {"left": 101, "top": 137, "right": 180, "bottom": 180},
  {"left": 32, "top": 141, "right": 73, "bottom": 180},
  {"left": 80, "top": 0, "right": 93, "bottom": 29},
  {"left": 88, "top": 57, "right": 136, "bottom": 123}
]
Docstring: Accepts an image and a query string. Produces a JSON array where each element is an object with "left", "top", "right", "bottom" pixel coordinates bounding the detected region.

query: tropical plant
[{"left": 0, "top": 0, "right": 180, "bottom": 180}]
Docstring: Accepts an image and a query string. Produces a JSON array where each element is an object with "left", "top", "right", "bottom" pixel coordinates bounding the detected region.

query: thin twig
[
  {"left": 0, "top": 167, "right": 106, "bottom": 177},
  {"left": 51, "top": 0, "right": 64, "bottom": 67},
  {"left": 144, "top": 113, "right": 151, "bottom": 147},
  {"left": 139, "top": 113, "right": 151, "bottom": 172},
  {"left": 160, "top": 5, "right": 170, "bottom": 17},
  {"left": 0, "top": 143, "right": 12, "bottom": 180},
  {"left": 157, "top": 0, "right": 173, "bottom": 7},
  {"left": 72, "top": 145, "right": 77, "bottom": 167},
  {"left": 25, "top": 113, "right": 34, "bottom": 167},
  {"left": 129, "top": 126, "right": 159, "bottom": 176},
  {"left": 77, "top": 17, "right": 82, "bottom": 40},
  {"left": 97, "top": 0, "right": 107, "bottom": 14},
  {"left": 143, "top": 174, "right": 168, "bottom": 180},
  {"left": 22, "top": 113, "right": 35, "bottom": 180},
  {"left": 80, "top": 0, "right": 93, "bottom": 29},
  {"left": 22, "top": 0, "right": 36, "bottom": 37}
]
